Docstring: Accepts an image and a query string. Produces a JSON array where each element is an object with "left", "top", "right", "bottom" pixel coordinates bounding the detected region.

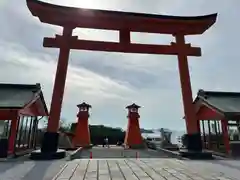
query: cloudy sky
[{"left": 0, "top": 0, "right": 239, "bottom": 131}]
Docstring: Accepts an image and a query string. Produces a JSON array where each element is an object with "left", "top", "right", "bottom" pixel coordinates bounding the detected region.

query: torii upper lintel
[{"left": 26, "top": 0, "right": 217, "bottom": 35}]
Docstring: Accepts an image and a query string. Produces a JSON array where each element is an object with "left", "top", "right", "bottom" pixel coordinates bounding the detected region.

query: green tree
[
  {"left": 42, "top": 117, "right": 71, "bottom": 132},
  {"left": 58, "top": 118, "right": 71, "bottom": 132},
  {"left": 70, "top": 123, "right": 125, "bottom": 144}
]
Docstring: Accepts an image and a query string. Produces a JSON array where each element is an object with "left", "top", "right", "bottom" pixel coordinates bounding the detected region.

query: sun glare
[
  {"left": 0, "top": 0, "right": 7, "bottom": 8},
  {"left": 42, "top": 0, "right": 101, "bottom": 9},
  {"left": 67, "top": 0, "right": 100, "bottom": 9}
]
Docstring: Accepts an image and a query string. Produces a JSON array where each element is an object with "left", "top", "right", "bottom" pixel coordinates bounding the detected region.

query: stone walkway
[
  {"left": 53, "top": 159, "right": 239, "bottom": 180},
  {"left": 0, "top": 159, "right": 66, "bottom": 180},
  {"left": 79, "top": 146, "right": 171, "bottom": 159},
  {"left": 0, "top": 158, "right": 240, "bottom": 180}
]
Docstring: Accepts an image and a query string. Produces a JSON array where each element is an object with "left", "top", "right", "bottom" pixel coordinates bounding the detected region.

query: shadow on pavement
[
  {"left": 22, "top": 160, "right": 65, "bottom": 180},
  {"left": 0, "top": 161, "right": 24, "bottom": 173}
]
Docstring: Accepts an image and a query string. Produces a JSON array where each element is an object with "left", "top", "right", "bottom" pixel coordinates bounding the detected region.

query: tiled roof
[
  {"left": 197, "top": 89, "right": 240, "bottom": 115},
  {"left": 77, "top": 102, "right": 92, "bottom": 108},
  {"left": 126, "top": 103, "right": 141, "bottom": 109},
  {"left": 0, "top": 83, "right": 48, "bottom": 113}
]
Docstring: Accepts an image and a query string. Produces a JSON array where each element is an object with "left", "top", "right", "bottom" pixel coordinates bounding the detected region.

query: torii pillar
[
  {"left": 72, "top": 102, "right": 91, "bottom": 148},
  {"left": 124, "top": 103, "right": 144, "bottom": 149}
]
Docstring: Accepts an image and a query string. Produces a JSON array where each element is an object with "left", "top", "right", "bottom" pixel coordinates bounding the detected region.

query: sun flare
[
  {"left": 68, "top": 0, "right": 99, "bottom": 8},
  {"left": 0, "top": 0, "right": 7, "bottom": 8},
  {"left": 42, "top": 0, "right": 100, "bottom": 9}
]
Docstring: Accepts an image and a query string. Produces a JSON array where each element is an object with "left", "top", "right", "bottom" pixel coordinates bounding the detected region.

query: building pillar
[
  {"left": 124, "top": 103, "right": 144, "bottom": 149},
  {"left": 72, "top": 102, "right": 91, "bottom": 147},
  {"left": 197, "top": 119, "right": 201, "bottom": 133},
  {"left": 221, "top": 119, "right": 230, "bottom": 154},
  {"left": 41, "top": 27, "right": 73, "bottom": 153},
  {"left": 8, "top": 117, "right": 19, "bottom": 154},
  {"left": 175, "top": 34, "right": 201, "bottom": 151}
]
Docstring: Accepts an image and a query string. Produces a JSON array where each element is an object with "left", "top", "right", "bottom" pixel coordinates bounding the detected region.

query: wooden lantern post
[
  {"left": 72, "top": 102, "right": 91, "bottom": 148},
  {"left": 124, "top": 103, "right": 143, "bottom": 148}
]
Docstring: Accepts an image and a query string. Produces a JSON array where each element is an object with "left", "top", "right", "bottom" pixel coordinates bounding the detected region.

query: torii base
[
  {"left": 29, "top": 132, "right": 66, "bottom": 160},
  {"left": 30, "top": 149, "right": 66, "bottom": 160},
  {"left": 179, "top": 149, "right": 213, "bottom": 159},
  {"left": 180, "top": 133, "right": 213, "bottom": 160}
]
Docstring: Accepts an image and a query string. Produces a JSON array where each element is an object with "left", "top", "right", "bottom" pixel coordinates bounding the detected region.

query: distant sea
[{"left": 142, "top": 130, "right": 185, "bottom": 144}]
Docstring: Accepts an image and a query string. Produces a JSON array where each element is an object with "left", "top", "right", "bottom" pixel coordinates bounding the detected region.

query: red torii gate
[{"left": 26, "top": 0, "right": 217, "bottom": 159}]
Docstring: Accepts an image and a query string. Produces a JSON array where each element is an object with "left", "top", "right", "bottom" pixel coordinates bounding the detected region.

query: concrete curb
[
  {"left": 68, "top": 145, "right": 94, "bottom": 160},
  {"left": 158, "top": 148, "right": 232, "bottom": 160},
  {"left": 156, "top": 147, "right": 188, "bottom": 160},
  {"left": 69, "top": 147, "right": 84, "bottom": 160},
  {"left": 212, "top": 154, "right": 229, "bottom": 160}
]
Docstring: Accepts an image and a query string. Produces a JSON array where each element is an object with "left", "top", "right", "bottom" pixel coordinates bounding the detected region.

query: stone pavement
[
  {"left": 0, "top": 159, "right": 66, "bottom": 180},
  {"left": 1, "top": 146, "right": 240, "bottom": 180},
  {"left": 0, "top": 158, "right": 240, "bottom": 180},
  {"left": 79, "top": 146, "right": 171, "bottom": 159},
  {"left": 53, "top": 159, "right": 240, "bottom": 180}
]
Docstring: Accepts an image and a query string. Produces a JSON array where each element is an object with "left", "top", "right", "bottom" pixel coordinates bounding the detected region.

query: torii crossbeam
[{"left": 26, "top": 0, "right": 217, "bottom": 159}]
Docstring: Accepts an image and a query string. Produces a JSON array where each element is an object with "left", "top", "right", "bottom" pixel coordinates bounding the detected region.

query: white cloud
[{"left": 0, "top": 40, "right": 134, "bottom": 109}]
